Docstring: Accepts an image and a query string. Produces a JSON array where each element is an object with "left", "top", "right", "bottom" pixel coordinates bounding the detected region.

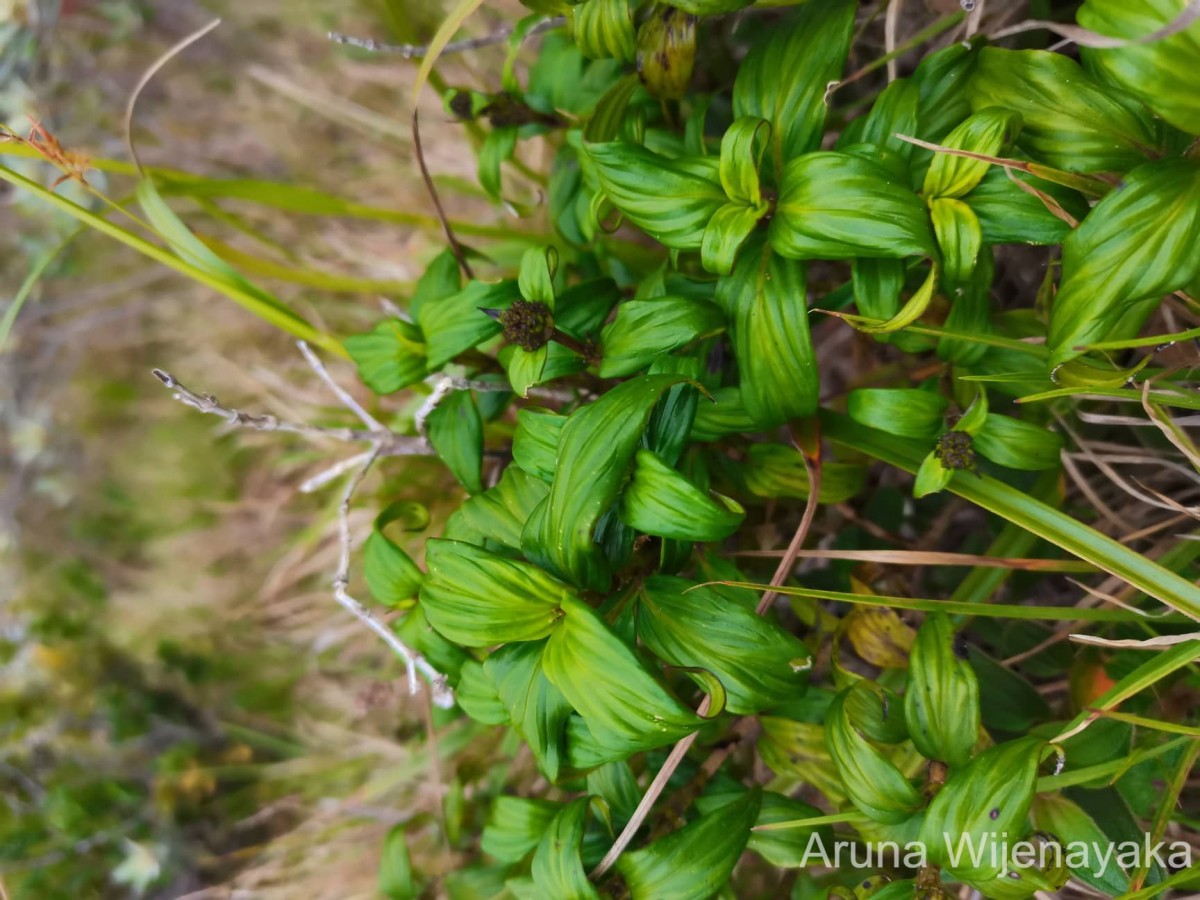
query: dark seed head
[
  {"left": 989, "top": 808, "right": 1000, "bottom": 820},
  {"left": 953, "top": 634, "right": 970, "bottom": 660},
  {"left": 448, "top": 90, "right": 475, "bottom": 121},
  {"left": 500, "top": 299, "right": 554, "bottom": 352},
  {"left": 934, "top": 430, "right": 977, "bottom": 471}
]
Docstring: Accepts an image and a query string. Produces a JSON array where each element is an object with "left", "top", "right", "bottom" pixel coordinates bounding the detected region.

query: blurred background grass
[{"left": 0, "top": 1, "right": 525, "bottom": 895}]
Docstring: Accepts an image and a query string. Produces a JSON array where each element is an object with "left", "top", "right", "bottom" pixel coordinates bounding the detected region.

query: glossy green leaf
[
  {"left": 479, "top": 126, "right": 517, "bottom": 201},
  {"left": 481, "top": 796, "right": 560, "bottom": 862},
  {"left": 531, "top": 797, "right": 598, "bottom": 899},
  {"left": 759, "top": 717, "right": 847, "bottom": 803},
  {"left": 741, "top": 443, "right": 868, "bottom": 504},
  {"left": 719, "top": 116, "right": 769, "bottom": 206},
  {"left": 827, "top": 684, "right": 924, "bottom": 824},
  {"left": 598, "top": 295, "right": 724, "bottom": 377},
  {"left": 584, "top": 142, "right": 726, "bottom": 250},
  {"left": 974, "top": 415, "right": 1063, "bottom": 471},
  {"left": 967, "top": 48, "right": 1161, "bottom": 173},
  {"left": 671, "top": 0, "right": 752, "bottom": 11},
  {"left": 846, "top": 264, "right": 940, "bottom": 335},
  {"left": 571, "top": 0, "right": 635, "bottom": 62},
  {"left": 616, "top": 788, "right": 761, "bottom": 900},
  {"left": 455, "top": 659, "right": 509, "bottom": 725},
  {"left": 923, "top": 108, "right": 1023, "bottom": 199},
  {"left": 904, "top": 614, "right": 980, "bottom": 767},
  {"left": 408, "top": 249, "right": 463, "bottom": 320},
  {"left": 920, "top": 736, "right": 1044, "bottom": 879},
  {"left": 345, "top": 319, "right": 427, "bottom": 394},
  {"left": 715, "top": 235, "right": 818, "bottom": 427},
  {"left": 690, "top": 386, "right": 758, "bottom": 442},
  {"left": 1078, "top": 0, "right": 1200, "bottom": 135},
  {"left": 732, "top": 0, "right": 857, "bottom": 170},
  {"left": 913, "top": 448, "right": 954, "bottom": 498},
  {"left": 700, "top": 201, "right": 766, "bottom": 276},
  {"left": 542, "top": 595, "right": 701, "bottom": 755},
  {"left": 963, "top": 165, "right": 1085, "bottom": 246},
  {"left": 637, "top": 576, "right": 810, "bottom": 714},
  {"left": 513, "top": 408, "right": 566, "bottom": 482},
  {"left": 847, "top": 388, "right": 949, "bottom": 440},
  {"left": 363, "top": 501, "right": 429, "bottom": 608},
  {"left": 523, "top": 374, "right": 685, "bottom": 590},
  {"left": 853, "top": 77, "right": 921, "bottom": 164},
  {"left": 425, "top": 389, "right": 484, "bottom": 494},
  {"left": 420, "top": 539, "right": 569, "bottom": 647},
  {"left": 486, "top": 641, "right": 573, "bottom": 782},
  {"left": 1031, "top": 794, "right": 1131, "bottom": 895},
  {"left": 507, "top": 345, "right": 549, "bottom": 398},
  {"left": 420, "top": 280, "right": 519, "bottom": 370},
  {"left": 931, "top": 197, "right": 983, "bottom": 285},
  {"left": 444, "top": 465, "right": 550, "bottom": 553},
  {"left": 620, "top": 450, "right": 744, "bottom": 542},
  {"left": 771, "top": 152, "right": 935, "bottom": 260},
  {"left": 914, "top": 41, "right": 980, "bottom": 143},
  {"left": 1048, "top": 158, "right": 1200, "bottom": 364},
  {"left": 518, "top": 246, "right": 558, "bottom": 307},
  {"left": 380, "top": 824, "right": 416, "bottom": 899}
]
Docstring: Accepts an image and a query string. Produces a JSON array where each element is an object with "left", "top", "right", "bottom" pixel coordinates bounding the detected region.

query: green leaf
[
  {"left": 700, "top": 201, "right": 766, "bottom": 277},
  {"left": 523, "top": 374, "right": 686, "bottom": 591},
  {"left": 482, "top": 796, "right": 560, "bottom": 863},
  {"left": 513, "top": 408, "right": 567, "bottom": 482},
  {"left": 408, "top": 249, "right": 463, "bottom": 319},
  {"left": 1048, "top": 158, "right": 1200, "bottom": 364},
  {"left": 967, "top": 647, "right": 1051, "bottom": 734},
  {"left": 444, "top": 465, "right": 550, "bottom": 553},
  {"left": 486, "top": 641, "right": 573, "bottom": 781},
  {"left": 719, "top": 116, "right": 769, "bottom": 206},
  {"left": 379, "top": 824, "right": 416, "bottom": 899},
  {"left": 914, "top": 41, "right": 980, "bottom": 143},
  {"left": 930, "top": 197, "right": 983, "bottom": 285},
  {"left": 363, "top": 501, "right": 429, "bottom": 608},
  {"left": 741, "top": 443, "right": 868, "bottom": 504},
  {"left": 847, "top": 388, "right": 949, "bottom": 440},
  {"left": 420, "top": 280, "right": 520, "bottom": 370},
  {"left": 620, "top": 450, "right": 744, "bottom": 542},
  {"left": 616, "top": 787, "right": 762, "bottom": 900},
  {"left": 690, "top": 386, "right": 758, "bottom": 442},
  {"left": 974, "top": 414, "right": 1063, "bottom": 470},
  {"left": 1031, "top": 794, "right": 1131, "bottom": 895},
  {"left": 531, "top": 798, "right": 599, "bottom": 899},
  {"left": 584, "top": 142, "right": 726, "bottom": 251},
  {"left": 922, "top": 108, "right": 1023, "bottom": 199},
  {"left": 670, "top": 0, "right": 752, "bottom": 11},
  {"left": 637, "top": 576, "right": 810, "bottom": 714},
  {"left": 455, "top": 659, "right": 509, "bottom": 725},
  {"left": 542, "top": 595, "right": 701, "bottom": 756},
  {"left": 345, "top": 319, "right": 427, "bottom": 394},
  {"left": 518, "top": 246, "right": 558, "bottom": 307},
  {"left": 746, "top": 792, "right": 833, "bottom": 869},
  {"left": 420, "top": 539, "right": 569, "bottom": 647},
  {"left": 1078, "top": 0, "right": 1200, "bottom": 136},
  {"left": 598, "top": 296, "right": 725, "bottom": 378},
  {"left": 425, "top": 389, "right": 484, "bottom": 494},
  {"left": 771, "top": 152, "right": 935, "bottom": 260},
  {"left": 920, "top": 736, "right": 1044, "bottom": 880},
  {"left": 852, "top": 77, "right": 921, "bottom": 164},
  {"left": 479, "top": 126, "right": 517, "bottom": 201},
  {"left": 963, "top": 165, "right": 1085, "bottom": 247},
  {"left": 732, "top": 0, "right": 857, "bottom": 171},
  {"left": 826, "top": 684, "right": 924, "bottom": 824},
  {"left": 572, "top": 0, "right": 636, "bottom": 62},
  {"left": 904, "top": 614, "right": 980, "bottom": 767},
  {"left": 507, "top": 345, "right": 550, "bottom": 398},
  {"left": 967, "top": 48, "right": 1161, "bottom": 174},
  {"left": 759, "top": 717, "right": 847, "bottom": 803},
  {"left": 715, "top": 236, "right": 818, "bottom": 427},
  {"left": 913, "top": 448, "right": 954, "bottom": 498}
]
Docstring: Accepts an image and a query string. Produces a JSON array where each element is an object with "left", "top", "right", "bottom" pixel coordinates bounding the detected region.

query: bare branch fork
[{"left": 152, "top": 342, "right": 455, "bottom": 705}]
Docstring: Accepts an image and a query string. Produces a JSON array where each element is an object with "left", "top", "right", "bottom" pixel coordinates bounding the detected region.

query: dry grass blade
[{"left": 732, "top": 547, "right": 1095, "bottom": 572}]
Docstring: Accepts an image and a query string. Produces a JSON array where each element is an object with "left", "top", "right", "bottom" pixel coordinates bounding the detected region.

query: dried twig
[
  {"left": 328, "top": 17, "right": 564, "bottom": 59},
  {"left": 298, "top": 340, "right": 385, "bottom": 432},
  {"left": 333, "top": 447, "right": 453, "bottom": 707},
  {"left": 151, "top": 369, "right": 430, "bottom": 458}
]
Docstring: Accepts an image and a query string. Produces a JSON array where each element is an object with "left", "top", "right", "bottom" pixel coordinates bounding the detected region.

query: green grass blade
[
  {"left": 0, "top": 163, "right": 345, "bottom": 356},
  {"left": 820, "top": 410, "right": 1200, "bottom": 621}
]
